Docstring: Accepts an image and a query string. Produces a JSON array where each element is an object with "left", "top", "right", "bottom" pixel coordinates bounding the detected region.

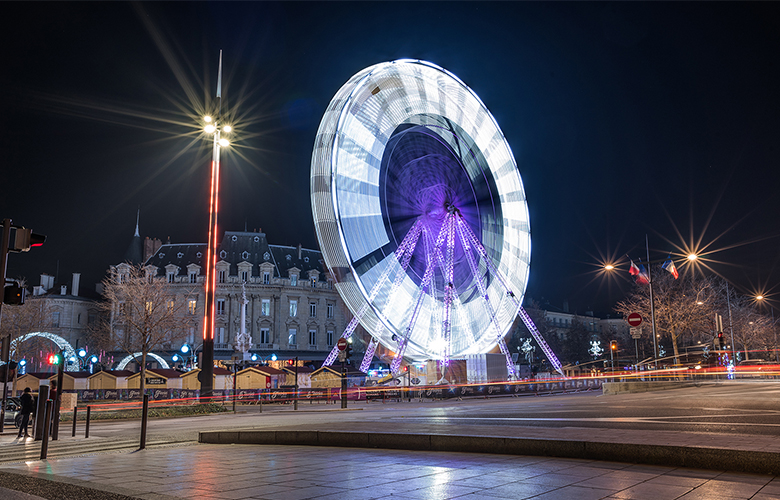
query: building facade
[{"left": 124, "top": 229, "right": 350, "bottom": 365}]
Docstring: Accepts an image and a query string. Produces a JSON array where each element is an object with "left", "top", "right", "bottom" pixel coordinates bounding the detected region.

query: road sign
[
  {"left": 630, "top": 327, "right": 642, "bottom": 339},
  {"left": 337, "top": 351, "right": 346, "bottom": 362},
  {"left": 337, "top": 338, "right": 348, "bottom": 351},
  {"left": 627, "top": 313, "right": 643, "bottom": 327}
]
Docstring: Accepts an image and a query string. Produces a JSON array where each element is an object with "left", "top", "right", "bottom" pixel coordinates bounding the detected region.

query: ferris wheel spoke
[
  {"left": 324, "top": 219, "right": 425, "bottom": 366},
  {"left": 440, "top": 212, "right": 457, "bottom": 368},
  {"left": 360, "top": 337, "right": 380, "bottom": 373},
  {"left": 390, "top": 228, "right": 438, "bottom": 374}
]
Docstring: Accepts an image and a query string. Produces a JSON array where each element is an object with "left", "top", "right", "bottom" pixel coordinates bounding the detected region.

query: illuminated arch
[
  {"left": 116, "top": 352, "right": 170, "bottom": 370},
  {"left": 8, "top": 332, "right": 78, "bottom": 372}
]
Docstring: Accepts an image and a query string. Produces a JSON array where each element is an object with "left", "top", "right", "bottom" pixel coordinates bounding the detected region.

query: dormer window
[
  {"left": 263, "top": 271, "right": 270, "bottom": 284},
  {"left": 291, "top": 275, "right": 298, "bottom": 287},
  {"left": 218, "top": 270, "right": 226, "bottom": 284},
  {"left": 190, "top": 272, "right": 198, "bottom": 284},
  {"left": 241, "top": 270, "right": 248, "bottom": 282},
  {"left": 167, "top": 272, "right": 175, "bottom": 283}
]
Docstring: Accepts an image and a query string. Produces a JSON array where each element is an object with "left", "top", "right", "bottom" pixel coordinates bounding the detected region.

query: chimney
[
  {"left": 297, "top": 243, "right": 302, "bottom": 260},
  {"left": 60, "top": 285, "right": 67, "bottom": 295},
  {"left": 41, "top": 274, "right": 54, "bottom": 291},
  {"left": 72, "top": 273, "right": 81, "bottom": 297}
]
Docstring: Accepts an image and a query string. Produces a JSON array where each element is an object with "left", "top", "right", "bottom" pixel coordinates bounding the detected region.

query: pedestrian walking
[{"left": 18, "top": 387, "right": 34, "bottom": 439}]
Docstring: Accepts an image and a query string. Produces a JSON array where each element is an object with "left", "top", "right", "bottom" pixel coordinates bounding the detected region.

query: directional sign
[
  {"left": 627, "top": 313, "right": 643, "bottom": 327},
  {"left": 337, "top": 338, "right": 348, "bottom": 351}
]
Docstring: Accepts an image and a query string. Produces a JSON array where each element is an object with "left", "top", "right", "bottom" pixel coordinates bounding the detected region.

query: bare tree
[
  {"left": 723, "top": 294, "right": 773, "bottom": 361},
  {"left": 99, "top": 263, "right": 193, "bottom": 395},
  {"left": 1, "top": 287, "right": 52, "bottom": 368},
  {"left": 615, "top": 272, "right": 716, "bottom": 365}
]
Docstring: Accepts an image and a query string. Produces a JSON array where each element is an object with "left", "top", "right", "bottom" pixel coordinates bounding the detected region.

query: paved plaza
[{"left": 2, "top": 442, "right": 780, "bottom": 500}]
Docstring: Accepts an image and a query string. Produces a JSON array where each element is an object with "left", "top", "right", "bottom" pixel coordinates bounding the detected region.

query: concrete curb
[{"left": 200, "top": 429, "right": 780, "bottom": 475}]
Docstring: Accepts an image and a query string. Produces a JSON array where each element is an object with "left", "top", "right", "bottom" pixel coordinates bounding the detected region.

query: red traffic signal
[{"left": 8, "top": 227, "right": 46, "bottom": 253}]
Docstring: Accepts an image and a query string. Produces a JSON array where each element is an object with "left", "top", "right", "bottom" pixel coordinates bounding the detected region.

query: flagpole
[{"left": 646, "top": 235, "right": 659, "bottom": 369}]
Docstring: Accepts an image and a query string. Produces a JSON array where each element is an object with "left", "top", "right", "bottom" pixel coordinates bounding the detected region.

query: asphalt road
[{"left": 3, "top": 380, "right": 779, "bottom": 464}]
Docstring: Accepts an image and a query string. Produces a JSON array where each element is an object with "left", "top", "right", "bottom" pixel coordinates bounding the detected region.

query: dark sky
[{"left": 2, "top": 2, "right": 779, "bottom": 315}]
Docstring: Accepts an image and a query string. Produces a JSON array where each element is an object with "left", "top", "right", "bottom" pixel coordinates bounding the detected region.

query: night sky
[{"left": 2, "top": 2, "right": 778, "bottom": 315}]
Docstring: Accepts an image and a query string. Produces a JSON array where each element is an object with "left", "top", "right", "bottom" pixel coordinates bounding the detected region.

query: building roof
[
  {"left": 88, "top": 370, "right": 135, "bottom": 379},
  {"left": 19, "top": 372, "right": 55, "bottom": 380},
  {"left": 144, "top": 230, "right": 327, "bottom": 279},
  {"left": 180, "top": 368, "right": 232, "bottom": 377},
  {"left": 311, "top": 366, "right": 367, "bottom": 377},
  {"left": 127, "top": 369, "right": 183, "bottom": 379},
  {"left": 50, "top": 371, "right": 92, "bottom": 379},
  {"left": 282, "top": 366, "right": 315, "bottom": 374},
  {"left": 236, "top": 366, "right": 286, "bottom": 376}
]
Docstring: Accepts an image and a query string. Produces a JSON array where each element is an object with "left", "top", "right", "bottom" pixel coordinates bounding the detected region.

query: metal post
[
  {"left": 139, "top": 394, "right": 149, "bottom": 450},
  {"left": 726, "top": 282, "right": 736, "bottom": 364},
  {"left": 232, "top": 362, "right": 237, "bottom": 413},
  {"left": 85, "top": 406, "right": 91, "bottom": 438},
  {"left": 34, "top": 384, "right": 49, "bottom": 441},
  {"left": 341, "top": 361, "right": 347, "bottom": 409},
  {"left": 200, "top": 52, "right": 224, "bottom": 399},
  {"left": 52, "top": 351, "right": 64, "bottom": 440},
  {"left": 71, "top": 406, "right": 78, "bottom": 437},
  {"left": 0, "top": 219, "right": 11, "bottom": 433},
  {"left": 294, "top": 356, "right": 298, "bottom": 411},
  {"left": 40, "top": 400, "right": 51, "bottom": 460},
  {"left": 646, "top": 235, "right": 658, "bottom": 370}
]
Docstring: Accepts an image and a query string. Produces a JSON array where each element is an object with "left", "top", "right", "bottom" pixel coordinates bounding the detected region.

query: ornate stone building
[{"left": 137, "top": 229, "right": 350, "bottom": 364}]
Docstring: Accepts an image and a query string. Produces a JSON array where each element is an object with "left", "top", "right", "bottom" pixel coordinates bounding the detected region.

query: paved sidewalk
[{"left": 2, "top": 442, "right": 780, "bottom": 500}]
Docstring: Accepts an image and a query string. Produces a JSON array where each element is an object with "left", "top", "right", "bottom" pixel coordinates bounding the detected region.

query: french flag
[
  {"left": 629, "top": 259, "right": 650, "bottom": 285},
  {"left": 662, "top": 254, "right": 679, "bottom": 279}
]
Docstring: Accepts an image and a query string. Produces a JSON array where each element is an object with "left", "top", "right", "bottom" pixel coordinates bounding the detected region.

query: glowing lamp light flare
[
  {"left": 204, "top": 116, "right": 212, "bottom": 123},
  {"left": 218, "top": 138, "right": 230, "bottom": 147},
  {"left": 604, "top": 264, "right": 615, "bottom": 271},
  {"left": 756, "top": 295, "right": 764, "bottom": 301},
  {"left": 222, "top": 125, "right": 232, "bottom": 133},
  {"left": 204, "top": 124, "right": 216, "bottom": 134},
  {"left": 687, "top": 253, "right": 698, "bottom": 261}
]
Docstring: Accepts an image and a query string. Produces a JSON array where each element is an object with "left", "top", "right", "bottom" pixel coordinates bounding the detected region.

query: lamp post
[
  {"left": 756, "top": 295, "right": 777, "bottom": 363},
  {"left": 201, "top": 51, "right": 231, "bottom": 398}
]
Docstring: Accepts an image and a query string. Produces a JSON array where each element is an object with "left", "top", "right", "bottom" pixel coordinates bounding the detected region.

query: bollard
[
  {"left": 71, "top": 406, "right": 78, "bottom": 437},
  {"left": 139, "top": 394, "right": 149, "bottom": 450},
  {"left": 85, "top": 406, "right": 91, "bottom": 438},
  {"left": 40, "top": 400, "right": 52, "bottom": 460},
  {"left": 258, "top": 391, "right": 262, "bottom": 413}
]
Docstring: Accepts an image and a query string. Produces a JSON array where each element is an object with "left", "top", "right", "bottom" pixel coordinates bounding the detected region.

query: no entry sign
[
  {"left": 627, "top": 313, "right": 643, "bottom": 327},
  {"left": 337, "top": 338, "right": 348, "bottom": 351}
]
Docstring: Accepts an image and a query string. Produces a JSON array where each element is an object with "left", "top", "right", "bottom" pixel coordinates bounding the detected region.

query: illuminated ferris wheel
[{"left": 311, "top": 60, "right": 561, "bottom": 377}]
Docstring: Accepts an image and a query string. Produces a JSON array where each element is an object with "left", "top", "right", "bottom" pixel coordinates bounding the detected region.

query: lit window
[
  {"left": 289, "top": 300, "right": 298, "bottom": 317},
  {"left": 309, "top": 302, "right": 316, "bottom": 318},
  {"left": 188, "top": 299, "right": 197, "bottom": 315},
  {"left": 310, "top": 278, "right": 316, "bottom": 288},
  {"left": 145, "top": 301, "right": 153, "bottom": 314},
  {"left": 261, "top": 299, "right": 270, "bottom": 316},
  {"left": 167, "top": 300, "right": 175, "bottom": 312},
  {"left": 217, "top": 299, "right": 225, "bottom": 315}
]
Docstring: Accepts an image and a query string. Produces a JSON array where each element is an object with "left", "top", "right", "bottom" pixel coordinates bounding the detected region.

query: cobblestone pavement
[{"left": 2, "top": 442, "right": 780, "bottom": 500}]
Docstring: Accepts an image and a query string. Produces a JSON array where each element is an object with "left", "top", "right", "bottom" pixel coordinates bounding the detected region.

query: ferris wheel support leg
[
  {"left": 517, "top": 307, "right": 564, "bottom": 377},
  {"left": 440, "top": 214, "right": 456, "bottom": 368},
  {"left": 454, "top": 217, "right": 517, "bottom": 378},
  {"left": 360, "top": 337, "right": 379, "bottom": 373}
]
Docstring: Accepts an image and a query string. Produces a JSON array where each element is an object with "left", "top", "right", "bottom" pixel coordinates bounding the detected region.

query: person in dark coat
[{"left": 18, "top": 387, "right": 34, "bottom": 439}]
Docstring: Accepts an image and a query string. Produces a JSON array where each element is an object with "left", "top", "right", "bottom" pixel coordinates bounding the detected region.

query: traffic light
[
  {"left": 7, "top": 227, "right": 46, "bottom": 253},
  {"left": 610, "top": 340, "right": 618, "bottom": 351},
  {"left": 345, "top": 343, "right": 353, "bottom": 361},
  {"left": 48, "top": 353, "right": 63, "bottom": 366},
  {"left": 3, "top": 281, "right": 25, "bottom": 305}
]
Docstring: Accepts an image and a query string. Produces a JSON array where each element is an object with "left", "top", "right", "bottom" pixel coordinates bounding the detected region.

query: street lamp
[
  {"left": 756, "top": 295, "right": 778, "bottom": 363},
  {"left": 200, "top": 51, "right": 233, "bottom": 398}
]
